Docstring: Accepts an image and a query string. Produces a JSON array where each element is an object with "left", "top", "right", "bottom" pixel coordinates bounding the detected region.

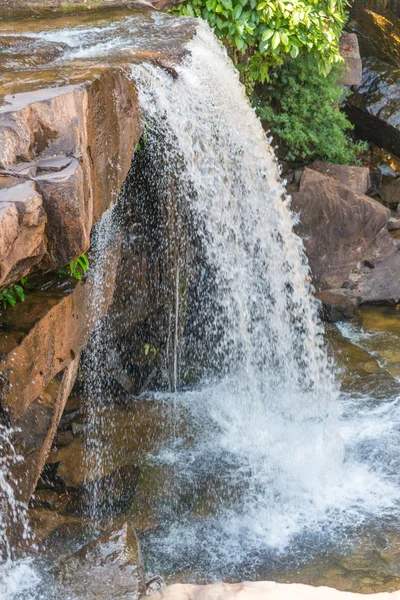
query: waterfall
[
  {"left": 128, "top": 22, "right": 397, "bottom": 575},
  {"left": 2, "top": 13, "right": 400, "bottom": 598}
]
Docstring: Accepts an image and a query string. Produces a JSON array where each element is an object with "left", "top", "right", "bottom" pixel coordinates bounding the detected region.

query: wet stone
[
  {"left": 55, "top": 521, "right": 146, "bottom": 600},
  {"left": 64, "top": 464, "right": 140, "bottom": 517}
]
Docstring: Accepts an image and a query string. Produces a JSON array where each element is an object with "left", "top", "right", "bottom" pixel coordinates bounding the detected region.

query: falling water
[
  {"left": 2, "top": 12, "right": 400, "bottom": 598},
  {"left": 128, "top": 22, "right": 400, "bottom": 576}
]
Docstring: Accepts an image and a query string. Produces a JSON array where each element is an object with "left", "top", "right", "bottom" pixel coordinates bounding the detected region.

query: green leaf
[
  {"left": 271, "top": 30, "right": 280, "bottom": 49},
  {"left": 261, "top": 28, "right": 274, "bottom": 41},
  {"left": 290, "top": 44, "right": 299, "bottom": 57},
  {"left": 280, "top": 31, "right": 289, "bottom": 45},
  {"left": 5, "top": 290, "right": 17, "bottom": 306},
  {"left": 234, "top": 4, "right": 243, "bottom": 18},
  {"left": 13, "top": 285, "right": 25, "bottom": 302}
]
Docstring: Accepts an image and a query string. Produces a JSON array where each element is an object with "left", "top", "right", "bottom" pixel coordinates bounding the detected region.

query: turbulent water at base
[
  {"left": 2, "top": 15, "right": 400, "bottom": 599},
  {"left": 130, "top": 23, "right": 400, "bottom": 576}
]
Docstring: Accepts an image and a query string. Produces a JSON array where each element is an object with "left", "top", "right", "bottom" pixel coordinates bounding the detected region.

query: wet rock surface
[
  {"left": 56, "top": 521, "right": 146, "bottom": 600},
  {"left": 0, "top": 239, "right": 119, "bottom": 503},
  {"left": 0, "top": 6, "right": 196, "bottom": 513},
  {"left": 4, "top": 0, "right": 182, "bottom": 12},
  {"left": 347, "top": 56, "right": 400, "bottom": 158}
]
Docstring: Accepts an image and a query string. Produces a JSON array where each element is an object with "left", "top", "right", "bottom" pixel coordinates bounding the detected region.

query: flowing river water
[{"left": 1, "top": 11, "right": 400, "bottom": 600}]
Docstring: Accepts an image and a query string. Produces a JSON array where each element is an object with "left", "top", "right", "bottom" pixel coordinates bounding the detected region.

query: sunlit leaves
[{"left": 172, "top": 0, "right": 349, "bottom": 85}]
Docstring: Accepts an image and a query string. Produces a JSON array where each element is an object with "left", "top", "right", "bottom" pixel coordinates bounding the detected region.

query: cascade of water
[
  {"left": 2, "top": 13, "right": 400, "bottom": 598},
  {"left": 82, "top": 205, "right": 122, "bottom": 523},
  {"left": 129, "top": 22, "right": 399, "bottom": 574}
]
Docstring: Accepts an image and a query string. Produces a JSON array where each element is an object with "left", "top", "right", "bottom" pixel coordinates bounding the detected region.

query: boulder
[
  {"left": 357, "top": 251, "right": 400, "bottom": 305},
  {"left": 291, "top": 167, "right": 396, "bottom": 290},
  {"left": 388, "top": 217, "right": 400, "bottom": 231},
  {"left": 56, "top": 522, "right": 145, "bottom": 600},
  {"left": 316, "top": 290, "right": 361, "bottom": 323},
  {"left": 347, "top": 56, "right": 400, "bottom": 158},
  {"left": 0, "top": 73, "right": 140, "bottom": 272},
  {"left": 308, "top": 161, "right": 370, "bottom": 195},
  {"left": 380, "top": 178, "right": 400, "bottom": 208},
  {"left": 0, "top": 177, "right": 47, "bottom": 287},
  {"left": 339, "top": 33, "right": 362, "bottom": 86},
  {"left": 348, "top": 6, "right": 400, "bottom": 66},
  {"left": 147, "top": 581, "right": 400, "bottom": 600}
]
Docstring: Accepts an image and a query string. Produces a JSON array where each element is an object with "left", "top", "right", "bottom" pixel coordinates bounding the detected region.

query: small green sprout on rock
[
  {"left": 0, "top": 277, "right": 28, "bottom": 309},
  {"left": 57, "top": 254, "right": 89, "bottom": 281},
  {"left": 143, "top": 343, "right": 157, "bottom": 358}
]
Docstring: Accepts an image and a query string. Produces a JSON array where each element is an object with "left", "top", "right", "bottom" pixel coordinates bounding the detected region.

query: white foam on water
[{"left": 130, "top": 22, "right": 400, "bottom": 573}]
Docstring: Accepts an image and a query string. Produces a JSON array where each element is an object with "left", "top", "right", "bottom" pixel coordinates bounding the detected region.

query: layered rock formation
[{"left": 0, "top": 7, "right": 195, "bottom": 509}]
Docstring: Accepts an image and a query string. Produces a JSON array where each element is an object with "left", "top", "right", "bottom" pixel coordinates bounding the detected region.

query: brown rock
[
  {"left": 4, "top": 0, "right": 183, "bottom": 10},
  {"left": 0, "top": 177, "right": 47, "bottom": 287},
  {"left": 348, "top": 6, "right": 400, "bottom": 66},
  {"left": 339, "top": 33, "right": 362, "bottom": 86},
  {"left": 316, "top": 289, "right": 361, "bottom": 322},
  {"left": 35, "top": 159, "right": 90, "bottom": 268},
  {"left": 388, "top": 217, "right": 400, "bottom": 231},
  {"left": 0, "top": 71, "right": 140, "bottom": 271},
  {"left": 380, "top": 177, "right": 400, "bottom": 208},
  {"left": 308, "top": 161, "right": 370, "bottom": 195},
  {"left": 357, "top": 251, "right": 400, "bottom": 305},
  {"left": 10, "top": 356, "right": 80, "bottom": 504},
  {"left": 64, "top": 464, "right": 140, "bottom": 516},
  {"left": 0, "top": 240, "right": 120, "bottom": 424},
  {"left": 56, "top": 522, "right": 146, "bottom": 600},
  {"left": 291, "top": 168, "right": 397, "bottom": 290}
]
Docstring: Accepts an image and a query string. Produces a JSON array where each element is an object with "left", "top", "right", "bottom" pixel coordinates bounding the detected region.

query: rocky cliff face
[{"left": 0, "top": 6, "right": 195, "bottom": 510}]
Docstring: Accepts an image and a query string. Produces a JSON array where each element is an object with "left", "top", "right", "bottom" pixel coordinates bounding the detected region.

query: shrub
[
  {"left": 256, "top": 55, "right": 368, "bottom": 165},
  {"left": 174, "top": 0, "right": 349, "bottom": 85}
]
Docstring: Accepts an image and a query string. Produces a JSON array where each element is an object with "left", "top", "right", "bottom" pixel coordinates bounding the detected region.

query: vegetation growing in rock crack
[
  {"left": 57, "top": 254, "right": 89, "bottom": 281},
  {"left": 256, "top": 55, "right": 368, "bottom": 164},
  {"left": 0, "top": 277, "right": 28, "bottom": 309}
]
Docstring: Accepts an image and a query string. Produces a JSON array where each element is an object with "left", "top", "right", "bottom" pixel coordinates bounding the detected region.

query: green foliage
[
  {"left": 143, "top": 343, "right": 158, "bottom": 358},
  {"left": 0, "top": 277, "right": 28, "bottom": 310},
  {"left": 173, "top": 0, "right": 349, "bottom": 84},
  {"left": 57, "top": 254, "right": 89, "bottom": 281},
  {"left": 256, "top": 55, "right": 368, "bottom": 165},
  {"left": 135, "top": 130, "right": 149, "bottom": 153}
]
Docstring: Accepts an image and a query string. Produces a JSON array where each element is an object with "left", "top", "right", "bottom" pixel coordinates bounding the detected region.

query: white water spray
[{"left": 130, "top": 22, "right": 400, "bottom": 572}]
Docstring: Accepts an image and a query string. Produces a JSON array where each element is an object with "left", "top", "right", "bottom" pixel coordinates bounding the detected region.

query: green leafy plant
[
  {"left": 0, "top": 277, "right": 28, "bottom": 309},
  {"left": 135, "top": 130, "right": 149, "bottom": 153},
  {"left": 143, "top": 343, "right": 158, "bottom": 358},
  {"left": 256, "top": 55, "right": 368, "bottom": 165},
  {"left": 57, "top": 254, "right": 89, "bottom": 281},
  {"left": 173, "top": 0, "right": 349, "bottom": 85}
]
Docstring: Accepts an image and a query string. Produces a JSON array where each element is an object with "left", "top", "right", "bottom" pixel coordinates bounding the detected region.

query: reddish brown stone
[
  {"left": 291, "top": 168, "right": 397, "bottom": 290},
  {"left": 0, "top": 177, "right": 47, "bottom": 287}
]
